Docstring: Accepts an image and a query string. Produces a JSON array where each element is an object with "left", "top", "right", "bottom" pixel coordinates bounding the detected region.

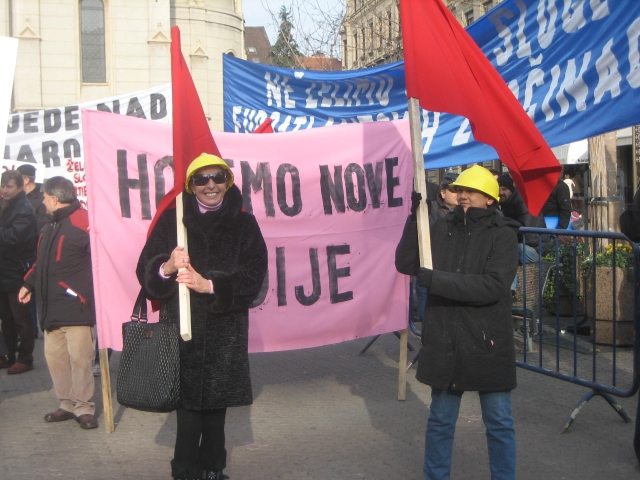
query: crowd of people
[{"left": 0, "top": 157, "right": 635, "bottom": 480}]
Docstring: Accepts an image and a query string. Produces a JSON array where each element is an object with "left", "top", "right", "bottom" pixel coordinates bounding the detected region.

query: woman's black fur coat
[{"left": 136, "top": 185, "right": 268, "bottom": 411}]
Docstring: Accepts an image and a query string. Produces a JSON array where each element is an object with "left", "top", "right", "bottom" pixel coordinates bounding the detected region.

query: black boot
[
  {"left": 171, "top": 459, "right": 202, "bottom": 480},
  {"left": 202, "top": 471, "right": 229, "bottom": 480}
]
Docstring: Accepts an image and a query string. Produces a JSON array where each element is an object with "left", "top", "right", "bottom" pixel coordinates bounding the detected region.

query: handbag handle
[{"left": 130, "top": 288, "right": 148, "bottom": 323}]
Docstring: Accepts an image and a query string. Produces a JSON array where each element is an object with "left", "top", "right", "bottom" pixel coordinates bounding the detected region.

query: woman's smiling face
[{"left": 192, "top": 166, "right": 227, "bottom": 207}]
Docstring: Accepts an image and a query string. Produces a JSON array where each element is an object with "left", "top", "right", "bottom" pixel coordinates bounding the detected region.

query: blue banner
[{"left": 224, "top": 0, "right": 640, "bottom": 169}]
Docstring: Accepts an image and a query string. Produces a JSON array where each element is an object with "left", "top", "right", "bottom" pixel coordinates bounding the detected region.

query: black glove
[
  {"left": 410, "top": 191, "right": 423, "bottom": 220},
  {"left": 416, "top": 267, "right": 434, "bottom": 288}
]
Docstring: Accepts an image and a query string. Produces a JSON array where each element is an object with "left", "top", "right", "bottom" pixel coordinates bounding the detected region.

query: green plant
[
  {"left": 581, "top": 242, "right": 634, "bottom": 272},
  {"left": 542, "top": 243, "right": 586, "bottom": 311}
]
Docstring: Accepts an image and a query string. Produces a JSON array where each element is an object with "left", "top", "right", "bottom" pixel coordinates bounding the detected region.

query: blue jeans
[
  {"left": 510, "top": 244, "right": 540, "bottom": 291},
  {"left": 424, "top": 388, "right": 516, "bottom": 480}
]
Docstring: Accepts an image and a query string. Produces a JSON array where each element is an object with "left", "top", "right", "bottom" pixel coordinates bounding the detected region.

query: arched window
[{"left": 80, "top": 0, "right": 106, "bottom": 83}]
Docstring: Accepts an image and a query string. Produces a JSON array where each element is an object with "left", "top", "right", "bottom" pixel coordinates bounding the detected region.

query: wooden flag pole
[
  {"left": 99, "top": 348, "right": 114, "bottom": 433},
  {"left": 176, "top": 192, "right": 192, "bottom": 341},
  {"left": 408, "top": 98, "right": 433, "bottom": 270},
  {"left": 398, "top": 98, "right": 434, "bottom": 400}
]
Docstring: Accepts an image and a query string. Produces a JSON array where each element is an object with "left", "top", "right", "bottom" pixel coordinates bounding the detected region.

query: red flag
[
  {"left": 254, "top": 117, "right": 274, "bottom": 133},
  {"left": 147, "top": 26, "right": 221, "bottom": 237},
  {"left": 400, "top": 0, "right": 561, "bottom": 216}
]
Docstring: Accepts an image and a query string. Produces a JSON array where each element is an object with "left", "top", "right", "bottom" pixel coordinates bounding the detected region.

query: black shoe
[
  {"left": 203, "top": 472, "right": 229, "bottom": 480},
  {"left": 0, "top": 355, "right": 15, "bottom": 369},
  {"left": 44, "top": 408, "right": 76, "bottom": 423},
  {"left": 76, "top": 414, "right": 99, "bottom": 429}
]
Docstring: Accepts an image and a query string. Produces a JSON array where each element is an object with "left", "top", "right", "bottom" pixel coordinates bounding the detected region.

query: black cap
[
  {"left": 441, "top": 172, "right": 459, "bottom": 188},
  {"left": 16, "top": 164, "right": 36, "bottom": 177},
  {"left": 497, "top": 173, "right": 515, "bottom": 193}
]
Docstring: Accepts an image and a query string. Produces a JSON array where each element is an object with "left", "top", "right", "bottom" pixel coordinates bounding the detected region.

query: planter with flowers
[
  {"left": 542, "top": 243, "right": 586, "bottom": 317},
  {"left": 583, "top": 243, "right": 636, "bottom": 346}
]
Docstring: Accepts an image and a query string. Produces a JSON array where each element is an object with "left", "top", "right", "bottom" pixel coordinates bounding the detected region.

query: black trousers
[
  {"left": 172, "top": 407, "right": 227, "bottom": 478},
  {"left": 0, "top": 291, "right": 35, "bottom": 365}
]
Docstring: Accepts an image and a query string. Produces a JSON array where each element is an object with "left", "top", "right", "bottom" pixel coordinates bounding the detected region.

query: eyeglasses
[{"left": 191, "top": 172, "right": 228, "bottom": 186}]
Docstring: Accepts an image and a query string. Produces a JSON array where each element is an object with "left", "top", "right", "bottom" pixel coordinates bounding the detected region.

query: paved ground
[{"left": 1, "top": 331, "right": 639, "bottom": 479}]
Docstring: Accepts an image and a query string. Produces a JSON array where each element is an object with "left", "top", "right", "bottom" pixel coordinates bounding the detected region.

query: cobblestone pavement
[{"left": 1, "top": 332, "right": 638, "bottom": 479}]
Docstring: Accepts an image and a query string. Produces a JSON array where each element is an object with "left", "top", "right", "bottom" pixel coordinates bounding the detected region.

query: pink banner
[{"left": 83, "top": 110, "right": 412, "bottom": 352}]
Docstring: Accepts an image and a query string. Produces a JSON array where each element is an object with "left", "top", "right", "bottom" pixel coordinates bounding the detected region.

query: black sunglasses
[{"left": 191, "top": 172, "right": 228, "bottom": 186}]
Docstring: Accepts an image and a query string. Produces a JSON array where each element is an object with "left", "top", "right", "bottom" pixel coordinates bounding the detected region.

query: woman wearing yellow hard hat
[
  {"left": 137, "top": 153, "right": 267, "bottom": 480},
  {"left": 395, "top": 164, "right": 520, "bottom": 480}
]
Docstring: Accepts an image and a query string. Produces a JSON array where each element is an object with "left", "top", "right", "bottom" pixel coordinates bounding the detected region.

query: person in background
[
  {"left": 498, "top": 174, "right": 550, "bottom": 264},
  {"left": 396, "top": 165, "right": 519, "bottom": 480},
  {"left": 571, "top": 166, "right": 586, "bottom": 197},
  {"left": 540, "top": 174, "right": 572, "bottom": 229},
  {"left": 137, "top": 153, "right": 268, "bottom": 480},
  {"left": 0, "top": 170, "right": 37, "bottom": 374},
  {"left": 428, "top": 172, "right": 459, "bottom": 225},
  {"left": 17, "top": 164, "right": 48, "bottom": 232},
  {"left": 19, "top": 177, "right": 98, "bottom": 429},
  {"left": 563, "top": 173, "right": 575, "bottom": 199},
  {"left": 17, "top": 164, "right": 47, "bottom": 339},
  {"left": 488, "top": 168, "right": 500, "bottom": 179}
]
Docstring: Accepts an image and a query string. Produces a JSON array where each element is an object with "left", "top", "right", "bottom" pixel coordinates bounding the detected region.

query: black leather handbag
[{"left": 116, "top": 289, "right": 180, "bottom": 412}]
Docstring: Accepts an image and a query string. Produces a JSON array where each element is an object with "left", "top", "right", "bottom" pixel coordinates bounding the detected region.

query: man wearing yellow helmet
[{"left": 396, "top": 165, "right": 519, "bottom": 480}]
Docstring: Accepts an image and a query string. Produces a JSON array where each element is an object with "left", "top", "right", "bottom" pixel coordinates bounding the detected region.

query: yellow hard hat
[
  {"left": 449, "top": 165, "right": 500, "bottom": 202},
  {"left": 185, "top": 153, "right": 234, "bottom": 194}
]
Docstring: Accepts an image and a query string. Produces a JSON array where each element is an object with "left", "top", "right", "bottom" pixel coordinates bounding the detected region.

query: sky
[{"left": 242, "top": 0, "right": 344, "bottom": 45}]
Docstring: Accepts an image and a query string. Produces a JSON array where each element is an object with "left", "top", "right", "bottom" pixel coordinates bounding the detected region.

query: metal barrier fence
[{"left": 517, "top": 227, "right": 639, "bottom": 432}]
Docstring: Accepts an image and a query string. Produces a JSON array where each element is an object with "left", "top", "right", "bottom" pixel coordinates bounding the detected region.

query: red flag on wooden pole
[
  {"left": 400, "top": 0, "right": 561, "bottom": 216},
  {"left": 147, "top": 26, "right": 221, "bottom": 236}
]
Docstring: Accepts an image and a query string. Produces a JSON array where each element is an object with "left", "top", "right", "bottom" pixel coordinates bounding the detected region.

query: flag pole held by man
[{"left": 397, "top": 0, "right": 562, "bottom": 478}]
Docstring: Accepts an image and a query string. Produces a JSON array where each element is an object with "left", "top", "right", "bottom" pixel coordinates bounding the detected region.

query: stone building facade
[
  {"left": 340, "top": 0, "right": 501, "bottom": 183},
  {"left": 340, "top": 0, "right": 498, "bottom": 70},
  {"left": 0, "top": 0, "right": 245, "bottom": 130}
]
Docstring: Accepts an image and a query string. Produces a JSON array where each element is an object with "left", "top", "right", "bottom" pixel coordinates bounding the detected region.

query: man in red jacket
[{"left": 19, "top": 177, "right": 98, "bottom": 429}]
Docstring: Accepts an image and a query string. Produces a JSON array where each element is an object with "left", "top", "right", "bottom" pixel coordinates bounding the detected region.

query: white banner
[
  {"left": 3, "top": 84, "right": 172, "bottom": 205},
  {"left": 0, "top": 37, "right": 19, "bottom": 156}
]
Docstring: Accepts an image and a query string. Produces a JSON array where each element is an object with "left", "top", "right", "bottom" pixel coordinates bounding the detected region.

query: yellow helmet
[
  {"left": 185, "top": 153, "right": 234, "bottom": 194},
  {"left": 449, "top": 165, "right": 500, "bottom": 202}
]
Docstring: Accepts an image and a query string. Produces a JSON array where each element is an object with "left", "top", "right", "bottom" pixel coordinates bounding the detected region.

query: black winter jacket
[
  {"left": 395, "top": 206, "right": 518, "bottom": 392},
  {"left": 0, "top": 190, "right": 37, "bottom": 292},
  {"left": 137, "top": 186, "right": 268, "bottom": 411},
  {"left": 500, "top": 189, "right": 550, "bottom": 254},
  {"left": 540, "top": 180, "right": 571, "bottom": 229},
  {"left": 23, "top": 200, "right": 95, "bottom": 330},
  {"left": 25, "top": 184, "right": 49, "bottom": 233},
  {"left": 429, "top": 196, "right": 451, "bottom": 226}
]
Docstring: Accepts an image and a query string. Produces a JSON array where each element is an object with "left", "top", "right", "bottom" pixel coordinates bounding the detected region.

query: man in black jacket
[
  {"left": 498, "top": 174, "right": 550, "bottom": 263},
  {"left": 17, "top": 164, "right": 49, "bottom": 232},
  {"left": 19, "top": 177, "right": 98, "bottom": 429},
  {"left": 428, "top": 172, "right": 459, "bottom": 225},
  {"left": 396, "top": 166, "right": 518, "bottom": 480},
  {"left": 0, "top": 170, "right": 37, "bottom": 374},
  {"left": 17, "top": 164, "right": 48, "bottom": 340},
  {"left": 540, "top": 176, "right": 572, "bottom": 229}
]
